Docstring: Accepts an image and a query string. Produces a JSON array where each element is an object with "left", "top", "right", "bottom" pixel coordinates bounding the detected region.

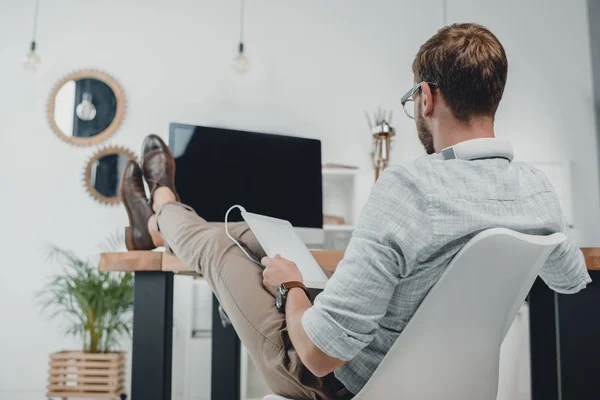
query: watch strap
[{"left": 282, "top": 281, "right": 310, "bottom": 299}]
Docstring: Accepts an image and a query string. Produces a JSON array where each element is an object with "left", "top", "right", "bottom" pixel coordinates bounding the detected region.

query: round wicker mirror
[
  {"left": 48, "top": 70, "right": 126, "bottom": 146},
  {"left": 84, "top": 146, "right": 137, "bottom": 205}
]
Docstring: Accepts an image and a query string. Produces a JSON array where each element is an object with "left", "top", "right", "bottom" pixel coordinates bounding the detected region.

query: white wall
[
  {"left": 0, "top": 0, "right": 597, "bottom": 398},
  {"left": 449, "top": 0, "right": 600, "bottom": 244}
]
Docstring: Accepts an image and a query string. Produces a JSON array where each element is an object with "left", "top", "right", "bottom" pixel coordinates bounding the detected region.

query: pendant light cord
[
  {"left": 32, "top": 0, "right": 40, "bottom": 41},
  {"left": 442, "top": 0, "right": 447, "bottom": 26},
  {"left": 239, "top": 0, "right": 245, "bottom": 43}
]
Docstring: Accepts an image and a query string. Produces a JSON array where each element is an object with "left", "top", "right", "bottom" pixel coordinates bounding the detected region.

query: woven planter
[{"left": 47, "top": 351, "right": 126, "bottom": 399}]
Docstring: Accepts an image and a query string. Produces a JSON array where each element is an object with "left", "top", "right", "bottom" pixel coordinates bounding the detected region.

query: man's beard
[{"left": 416, "top": 116, "right": 435, "bottom": 155}]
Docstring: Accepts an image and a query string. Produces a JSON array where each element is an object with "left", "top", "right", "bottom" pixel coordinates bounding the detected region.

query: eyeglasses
[{"left": 401, "top": 81, "right": 439, "bottom": 119}]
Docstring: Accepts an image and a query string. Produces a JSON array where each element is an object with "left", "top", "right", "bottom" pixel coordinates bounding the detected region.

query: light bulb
[
  {"left": 76, "top": 92, "right": 97, "bottom": 121},
  {"left": 232, "top": 42, "right": 250, "bottom": 74},
  {"left": 23, "top": 41, "right": 41, "bottom": 72},
  {"left": 232, "top": 53, "right": 250, "bottom": 74}
]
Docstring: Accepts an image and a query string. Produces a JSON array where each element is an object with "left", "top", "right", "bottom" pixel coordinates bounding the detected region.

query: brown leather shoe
[
  {"left": 141, "top": 134, "right": 180, "bottom": 207},
  {"left": 121, "top": 160, "right": 155, "bottom": 251}
]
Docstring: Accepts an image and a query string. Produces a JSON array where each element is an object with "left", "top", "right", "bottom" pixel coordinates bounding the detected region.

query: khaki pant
[{"left": 157, "top": 203, "right": 353, "bottom": 400}]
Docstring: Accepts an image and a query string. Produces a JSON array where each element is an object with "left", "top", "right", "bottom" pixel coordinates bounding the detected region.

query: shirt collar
[{"left": 440, "top": 138, "right": 514, "bottom": 162}]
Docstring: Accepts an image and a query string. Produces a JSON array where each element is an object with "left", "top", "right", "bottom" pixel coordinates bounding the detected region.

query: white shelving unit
[
  {"left": 322, "top": 167, "right": 362, "bottom": 249},
  {"left": 323, "top": 224, "right": 355, "bottom": 232},
  {"left": 322, "top": 168, "right": 360, "bottom": 177},
  {"left": 172, "top": 276, "right": 275, "bottom": 400}
]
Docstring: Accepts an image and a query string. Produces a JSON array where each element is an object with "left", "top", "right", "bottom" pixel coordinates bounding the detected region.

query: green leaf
[{"left": 37, "top": 232, "right": 134, "bottom": 352}]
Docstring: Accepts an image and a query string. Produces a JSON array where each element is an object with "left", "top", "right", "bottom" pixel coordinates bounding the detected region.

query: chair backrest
[{"left": 354, "top": 228, "right": 566, "bottom": 400}]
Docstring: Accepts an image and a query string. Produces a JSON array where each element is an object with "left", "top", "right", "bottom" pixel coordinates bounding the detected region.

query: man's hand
[
  {"left": 263, "top": 254, "right": 346, "bottom": 377},
  {"left": 261, "top": 255, "right": 303, "bottom": 296}
]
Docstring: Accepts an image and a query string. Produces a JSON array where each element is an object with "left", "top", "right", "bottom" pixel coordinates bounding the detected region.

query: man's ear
[{"left": 420, "top": 82, "right": 435, "bottom": 117}]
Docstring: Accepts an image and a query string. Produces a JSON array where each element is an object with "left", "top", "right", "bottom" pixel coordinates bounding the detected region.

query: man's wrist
[
  {"left": 285, "top": 286, "right": 311, "bottom": 314},
  {"left": 288, "top": 286, "right": 308, "bottom": 297}
]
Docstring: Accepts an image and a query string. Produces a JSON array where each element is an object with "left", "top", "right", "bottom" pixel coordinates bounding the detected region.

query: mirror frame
[
  {"left": 48, "top": 70, "right": 126, "bottom": 146},
  {"left": 83, "top": 145, "right": 137, "bottom": 206}
]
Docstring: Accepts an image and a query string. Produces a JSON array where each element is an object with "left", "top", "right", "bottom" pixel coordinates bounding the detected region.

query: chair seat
[{"left": 264, "top": 395, "right": 294, "bottom": 400}]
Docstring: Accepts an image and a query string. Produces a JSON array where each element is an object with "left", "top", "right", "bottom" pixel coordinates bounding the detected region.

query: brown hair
[{"left": 412, "top": 23, "right": 508, "bottom": 122}]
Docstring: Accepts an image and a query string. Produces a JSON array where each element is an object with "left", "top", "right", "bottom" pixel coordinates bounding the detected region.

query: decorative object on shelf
[
  {"left": 365, "top": 108, "right": 395, "bottom": 181},
  {"left": 23, "top": 0, "right": 41, "bottom": 71},
  {"left": 232, "top": 0, "right": 250, "bottom": 74},
  {"left": 83, "top": 146, "right": 137, "bottom": 205},
  {"left": 40, "top": 241, "right": 130, "bottom": 399},
  {"left": 47, "top": 70, "right": 126, "bottom": 146}
]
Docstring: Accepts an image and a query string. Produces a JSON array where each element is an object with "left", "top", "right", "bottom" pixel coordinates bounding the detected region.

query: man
[{"left": 121, "top": 23, "right": 591, "bottom": 399}]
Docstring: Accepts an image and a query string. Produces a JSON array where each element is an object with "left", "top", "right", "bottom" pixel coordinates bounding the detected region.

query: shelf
[
  {"left": 322, "top": 168, "right": 359, "bottom": 177},
  {"left": 323, "top": 224, "right": 355, "bottom": 232}
]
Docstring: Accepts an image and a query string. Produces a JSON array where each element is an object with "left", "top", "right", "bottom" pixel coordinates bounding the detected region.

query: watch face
[{"left": 275, "top": 285, "right": 285, "bottom": 311}]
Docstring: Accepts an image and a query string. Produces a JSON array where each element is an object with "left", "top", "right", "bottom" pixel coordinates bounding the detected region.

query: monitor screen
[{"left": 169, "top": 123, "right": 323, "bottom": 229}]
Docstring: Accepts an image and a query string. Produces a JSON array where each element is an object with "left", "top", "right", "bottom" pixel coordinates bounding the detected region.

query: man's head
[{"left": 403, "top": 23, "right": 508, "bottom": 154}]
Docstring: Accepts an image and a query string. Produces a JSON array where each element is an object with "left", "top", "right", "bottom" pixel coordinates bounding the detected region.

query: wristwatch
[{"left": 275, "top": 281, "right": 310, "bottom": 313}]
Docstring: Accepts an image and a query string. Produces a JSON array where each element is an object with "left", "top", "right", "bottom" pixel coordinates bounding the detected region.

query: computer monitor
[{"left": 169, "top": 123, "right": 324, "bottom": 245}]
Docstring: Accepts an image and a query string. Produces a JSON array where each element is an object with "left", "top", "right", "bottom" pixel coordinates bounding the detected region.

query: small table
[{"left": 100, "top": 249, "right": 600, "bottom": 400}]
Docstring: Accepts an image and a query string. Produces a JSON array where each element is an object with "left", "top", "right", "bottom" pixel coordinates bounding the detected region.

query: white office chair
[{"left": 264, "top": 228, "right": 566, "bottom": 400}]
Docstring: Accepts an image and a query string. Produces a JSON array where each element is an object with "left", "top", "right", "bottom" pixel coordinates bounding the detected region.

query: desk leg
[
  {"left": 211, "top": 295, "right": 241, "bottom": 400},
  {"left": 528, "top": 277, "right": 560, "bottom": 400},
  {"left": 131, "top": 272, "right": 174, "bottom": 400},
  {"left": 556, "top": 271, "right": 600, "bottom": 399}
]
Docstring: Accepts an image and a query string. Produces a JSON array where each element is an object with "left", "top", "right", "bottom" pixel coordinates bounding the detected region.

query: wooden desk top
[
  {"left": 582, "top": 248, "right": 600, "bottom": 270},
  {"left": 100, "top": 250, "right": 346, "bottom": 275},
  {"left": 100, "top": 248, "right": 600, "bottom": 274}
]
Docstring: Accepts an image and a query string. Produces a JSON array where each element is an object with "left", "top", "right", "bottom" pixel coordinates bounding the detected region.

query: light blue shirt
[{"left": 301, "top": 139, "right": 591, "bottom": 395}]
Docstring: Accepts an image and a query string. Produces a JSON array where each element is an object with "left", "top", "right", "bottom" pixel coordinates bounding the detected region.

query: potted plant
[{"left": 40, "top": 240, "right": 132, "bottom": 400}]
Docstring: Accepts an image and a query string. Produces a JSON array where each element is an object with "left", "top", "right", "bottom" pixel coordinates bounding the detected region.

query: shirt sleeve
[
  {"left": 539, "top": 216, "right": 591, "bottom": 294},
  {"left": 301, "top": 165, "right": 430, "bottom": 361}
]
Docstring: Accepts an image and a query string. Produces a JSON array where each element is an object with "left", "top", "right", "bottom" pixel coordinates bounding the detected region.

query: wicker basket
[{"left": 47, "top": 351, "right": 126, "bottom": 399}]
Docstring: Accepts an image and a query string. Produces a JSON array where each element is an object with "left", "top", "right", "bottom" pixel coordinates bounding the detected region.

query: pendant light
[
  {"left": 23, "top": 0, "right": 41, "bottom": 72},
  {"left": 232, "top": 0, "right": 250, "bottom": 74}
]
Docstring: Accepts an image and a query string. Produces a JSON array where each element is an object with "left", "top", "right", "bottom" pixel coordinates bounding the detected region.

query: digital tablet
[{"left": 241, "top": 211, "right": 329, "bottom": 289}]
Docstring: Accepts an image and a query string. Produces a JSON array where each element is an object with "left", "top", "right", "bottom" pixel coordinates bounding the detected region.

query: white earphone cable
[{"left": 225, "top": 205, "right": 264, "bottom": 268}]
